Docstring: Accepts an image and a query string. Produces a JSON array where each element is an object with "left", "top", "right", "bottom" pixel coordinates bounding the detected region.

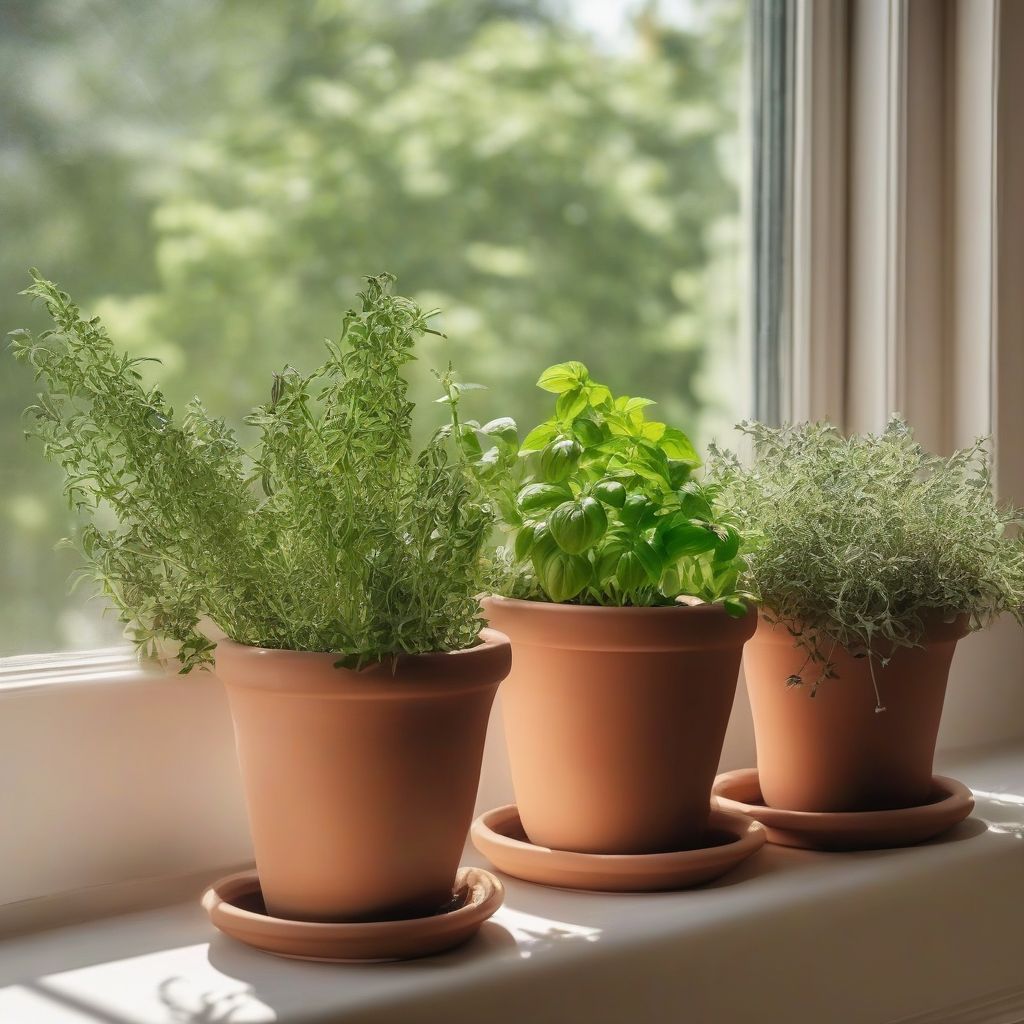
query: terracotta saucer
[
  {"left": 202, "top": 866, "right": 503, "bottom": 963},
  {"left": 712, "top": 770, "right": 975, "bottom": 851},
  {"left": 470, "top": 805, "right": 766, "bottom": 892}
]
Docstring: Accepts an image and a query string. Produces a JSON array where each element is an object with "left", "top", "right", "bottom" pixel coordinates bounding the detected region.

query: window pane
[{"left": 0, "top": 0, "right": 751, "bottom": 656}]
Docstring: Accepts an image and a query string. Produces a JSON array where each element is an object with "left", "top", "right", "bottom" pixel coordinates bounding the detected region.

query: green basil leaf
[
  {"left": 520, "top": 421, "right": 559, "bottom": 452},
  {"left": 660, "top": 427, "right": 701, "bottom": 467},
  {"left": 660, "top": 522, "right": 719, "bottom": 560},
  {"left": 677, "top": 480, "right": 713, "bottom": 519},
  {"left": 619, "top": 493, "right": 652, "bottom": 527},
  {"left": 632, "top": 538, "right": 663, "bottom": 582},
  {"left": 534, "top": 547, "right": 591, "bottom": 602},
  {"left": 539, "top": 438, "right": 582, "bottom": 483},
  {"left": 615, "top": 550, "right": 648, "bottom": 592},
  {"left": 712, "top": 524, "right": 741, "bottom": 563},
  {"left": 517, "top": 482, "right": 573, "bottom": 513},
  {"left": 572, "top": 416, "right": 605, "bottom": 448},
  {"left": 641, "top": 420, "right": 666, "bottom": 442},
  {"left": 595, "top": 543, "right": 626, "bottom": 583},
  {"left": 457, "top": 423, "right": 483, "bottom": 457},
  {"left": 479, "top": 417, "right": 518, "bottom": 449},
  {"left": 594, "top": 479, "right": 627, "bottom": 508},
  {"left": 556, "top": 387, "right": 589, "bottom": 422},
  {"left": 615, "top": 395, "right": 656, "bottom": 413},
  {"left": 537, "top": 361, "right": 589, "bottom": 394},
  {"left": 548, "top": 496, "right": 607, "bottom": 554},
  {"left": 513, "top": 522, "right": 537, "bottom": 561},
  {"left": 667, "top": 460, "right": 693, "bottom": 489}
]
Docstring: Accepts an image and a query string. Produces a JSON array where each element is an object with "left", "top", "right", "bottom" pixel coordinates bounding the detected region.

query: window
[
  {"left": 2, "top": 0, "right": 1022, "bottom": 924},
  {"left": 0, "top": 0, "right": 754, "bottom": 657}
]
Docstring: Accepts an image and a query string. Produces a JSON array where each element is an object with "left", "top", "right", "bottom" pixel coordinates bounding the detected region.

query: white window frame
[{"left": 3, "top": 0, "right": 1024, "bottom": 922}]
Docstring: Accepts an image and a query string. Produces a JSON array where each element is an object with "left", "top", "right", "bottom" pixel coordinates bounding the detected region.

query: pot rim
[
  {"left": 483, "top": 593, "right": 748, "bottom": 614},
  {"left": 750, "top": 610, "right": 971, "bottom": 647},
  {"left": 480, "top": 594, "right": 757, "bottom": 651},
  {"left": 215, "top": 627, "right": 511, "bottom": 698}
]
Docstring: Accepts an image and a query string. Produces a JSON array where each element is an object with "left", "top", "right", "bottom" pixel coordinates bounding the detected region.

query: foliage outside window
[{"left": 1, "top": 0, "right": 747, "bottom": 654}]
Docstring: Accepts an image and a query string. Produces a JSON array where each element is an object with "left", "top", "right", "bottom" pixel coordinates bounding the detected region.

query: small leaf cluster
[
  {"left": 709, "top": 417, "right": 1024, "bottom": 689},
  {"left": 462, "top": 361, "right": 751, "bottom": 610},
  {"left": 10, "top": 271, "right": 491, "bottom": 671}
]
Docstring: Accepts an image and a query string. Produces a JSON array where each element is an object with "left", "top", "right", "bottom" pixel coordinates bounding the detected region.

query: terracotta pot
[
  {"left": 215, "top": 629, "right": 511, "bottom": 923},
  {"left": 481, "top": 596, "right": 757, "bottom": 855},
  {"left": 743, "top": 615, "right": 969, "bottom": 813}
]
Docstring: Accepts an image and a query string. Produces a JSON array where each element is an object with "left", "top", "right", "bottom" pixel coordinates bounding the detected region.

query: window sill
[{"left": 1, "top": 742, "right": 1022, "bottom": 1024}]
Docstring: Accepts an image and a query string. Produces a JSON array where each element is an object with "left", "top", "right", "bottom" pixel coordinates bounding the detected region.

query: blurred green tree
[{"left": 0, "top": 0, "right": 746, "bottom": 654}]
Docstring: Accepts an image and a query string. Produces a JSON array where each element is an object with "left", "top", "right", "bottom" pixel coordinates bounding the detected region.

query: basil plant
[{"left": 459, "top": 361, "right": 752, "bottom": 611}]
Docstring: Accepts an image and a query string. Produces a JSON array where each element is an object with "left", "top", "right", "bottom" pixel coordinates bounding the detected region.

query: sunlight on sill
[
  {"left": 495, "top": 907, "right": 602, "bottom": 960},
  {"left": 970, "top": 788, "right": 1024, "bottom": 807}
]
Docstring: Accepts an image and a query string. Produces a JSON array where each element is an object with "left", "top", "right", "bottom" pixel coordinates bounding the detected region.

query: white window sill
[{"left": 1, "top": 742, "right": 1022, "bottom": 1024}]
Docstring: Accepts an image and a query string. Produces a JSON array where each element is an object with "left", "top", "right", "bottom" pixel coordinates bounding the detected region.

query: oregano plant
[
  {"left": 10, "top": 271, "right": 491, "bottom": 671},
  {"left": 457, "top": 360, "right": 751, "bottom": 611},
  {"left": 709, "top": 417, "right": 1024, "bottom": 691}
]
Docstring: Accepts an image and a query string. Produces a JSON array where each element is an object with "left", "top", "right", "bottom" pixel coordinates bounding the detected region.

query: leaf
[
  {"left": 548, "top": 497, "right": 607, "bottom": 554},
  {"left": 539, "top": 438, "right": 582, "bottom": 483},
  {"left": 619, "top": 493, "right": 653, "bottom": 528},
  {"left": 520, "top": 421, "right": 559, "bottom": 452},
  {"left": 514, "top": 521, "right": 539, "bottom": 561},
  {"left": 615, "top": 551, "right": 648, "bottom": 592},
  {"left": 641, "top": 420, "right": 666, "bottom": 442},
  {"left": 537, "top": 361, "right": 589, "bottom": 394},
  {"left": 616, "top": 395, "right": 656, "bottom": 413},
  {"left": 632, "top": 538, "right": 663, "bottom": 582},
  {"left": 594, "top": 479, "right": 627, "bottom": 508},
  {"left": 517, "top": 482, "right": 573, "bottom": 514},
  {"left": 677, "top": 481, "right": 713, "bottom": 518},
  {"left": 660, "top": 522, "right": 718, "bottom": 560},
  {"left": 457, "top": 424, "right": 483, "bottom": 457},
  {"left": 479, "top": 417, "right": 518, "bottom": 447},
  {"left": 660, "top": 427, "right": 701, "bottom": 466},
  {"left": 556, "top": 387, "right": 589, "bottom": 422},
  {"left": 532, "top": 536, "right": 591, "bottom": 602},
  {"left": 712, "top": 524, "right": 741, "bottom": 563},
  {"left": 572, "top": 416, "right": 605, "bottom": 447}
]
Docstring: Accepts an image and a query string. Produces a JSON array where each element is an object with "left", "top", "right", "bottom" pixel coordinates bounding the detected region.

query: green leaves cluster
[
  {"left": 709, "top": 417, "right": 1024, "bottom": 687},
  {"left": 10, "top": 271, "right": 490, "bottom": 671},
  {"left": 464, "top": 361, "right": 750, "bottom": 610}
]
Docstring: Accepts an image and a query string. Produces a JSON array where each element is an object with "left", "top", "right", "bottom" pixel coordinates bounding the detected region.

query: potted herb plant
[
  {"left": 710, "top": 418, "right": 1024, "bottom": 814},
  {"left": 11, "top": 272, "right": 511, "bottom": 923},
  {"left": 462, "top": 361, "right": 756, "bottom": 855}
]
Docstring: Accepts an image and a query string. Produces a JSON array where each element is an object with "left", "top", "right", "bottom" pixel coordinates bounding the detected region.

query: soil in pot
[
  {"left": 743, "top": 615, "right": 969, "bottom": 813},
  {"left": 215, "top": 628, "right": 511, "bottom": 923},
  {"left": 482, "top": 596, "right": 756, "bottom": 855}
]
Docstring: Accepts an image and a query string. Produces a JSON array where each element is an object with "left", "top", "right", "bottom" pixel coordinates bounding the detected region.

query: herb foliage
[
  {"left": 710, "top": 418, "right": 1024, "bottom": 690},
  {"left": 11, "top": 272, "right": 490, "bottom": 671},
  {"left": 458, "top": 361, "right": 750, "bottom": 610}
]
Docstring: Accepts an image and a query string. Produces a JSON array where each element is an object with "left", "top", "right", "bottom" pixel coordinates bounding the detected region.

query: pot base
[
  {"left": 470, "top": 804, "right": 766, "bottom": 892},
  {"left": 712, "top": 769, "right": 974, "bottom": 851},
  {"left": 202, "top": 866, "right": 503, "bottom": 963}
]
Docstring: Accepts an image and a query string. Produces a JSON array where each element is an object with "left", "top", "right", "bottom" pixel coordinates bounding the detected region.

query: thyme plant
[
  {"left": 11, "top": 271, "right": 491, "bottom": 671},
  {"left": 458, "top": 361, "right": 751, "bottom": 610},
  {"left": 710, "top": 418, "right": 1024, "bottom": 691}
]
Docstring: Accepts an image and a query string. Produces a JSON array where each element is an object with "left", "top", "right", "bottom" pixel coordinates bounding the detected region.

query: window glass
[{"left": 0, "top": 0, "right": 750, "bottom": 655}]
